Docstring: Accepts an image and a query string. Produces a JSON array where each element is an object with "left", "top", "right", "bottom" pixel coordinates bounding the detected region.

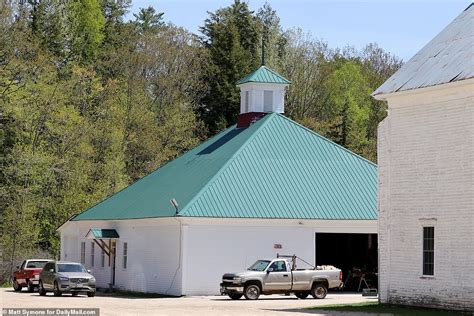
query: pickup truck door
[
  {"left": 264, "top": 260, "right": 292, "bottom": 291},
  {"left": 16, "top": 261, "right": 26, "bottom": 285}
]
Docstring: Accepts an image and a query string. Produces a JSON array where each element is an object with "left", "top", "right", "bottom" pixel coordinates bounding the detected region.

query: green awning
[{"left": 86, "top": 228, "right": 119, "bottom": 239}]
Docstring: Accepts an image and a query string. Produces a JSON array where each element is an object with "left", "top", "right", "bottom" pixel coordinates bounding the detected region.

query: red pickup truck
[{"left": 12, "top": 259, "right": 50, "bottom": 292}]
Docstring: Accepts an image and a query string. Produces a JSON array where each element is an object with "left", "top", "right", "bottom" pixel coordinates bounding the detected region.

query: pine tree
[
  {"left": 199, "top": 0, "right": 261, "bottom": 133},
  {"left": 68, "top": 0, "right": 106, "bottom": 62}
]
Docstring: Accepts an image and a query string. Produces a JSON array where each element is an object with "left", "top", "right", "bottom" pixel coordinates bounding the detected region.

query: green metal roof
[
  {"left": 236, "top": 66, "right": 291, "bottom": 85},
  {"left": 73, "top": 113, "right": 376, "bottom": 221},
  {"left": 86, "top": 229, "right": 119, "bottom": 239}
]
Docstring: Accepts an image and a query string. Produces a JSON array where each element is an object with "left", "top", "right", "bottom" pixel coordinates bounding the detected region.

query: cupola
[{"left": 236, "top": 65, "right": 291, "bottom": 127}]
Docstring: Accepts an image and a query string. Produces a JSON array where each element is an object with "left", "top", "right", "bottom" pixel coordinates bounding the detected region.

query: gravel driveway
[{"left": 0, "top": 288, "right": 376, "bottom": 316}]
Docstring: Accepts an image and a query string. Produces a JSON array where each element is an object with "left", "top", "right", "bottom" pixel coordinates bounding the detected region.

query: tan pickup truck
[{"left": 220, "top": 255, "right": 343, "bottom": 300}]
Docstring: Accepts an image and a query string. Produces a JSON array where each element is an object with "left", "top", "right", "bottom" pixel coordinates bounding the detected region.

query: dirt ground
[{"left": 0, "top": 288, "right": 377, "bottom": 316}]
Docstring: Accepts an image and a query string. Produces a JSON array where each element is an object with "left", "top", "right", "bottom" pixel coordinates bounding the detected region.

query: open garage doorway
[{"left": 315, "top": 233, "right": 377, "bottom": 292}]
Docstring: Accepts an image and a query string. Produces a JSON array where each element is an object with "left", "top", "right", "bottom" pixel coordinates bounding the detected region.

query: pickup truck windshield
[
  {"left": 57, "top": 264, "right": 87, "bottom": 273},
  {"left": 26, "top": 261, "right": 48, "bottom": 269},
  {"left": 248, "top": 260, "right": 271, "bottom": 271}
]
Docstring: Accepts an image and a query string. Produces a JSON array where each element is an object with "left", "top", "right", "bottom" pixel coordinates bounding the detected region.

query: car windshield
[
  {"left": 248, "top": 260, "right": 271, "bottom": 271},
  {"left": 57, "top": 264, "right": 87, "bottom": 273},
  {"left": 26, "top": 261, "right": 48, "bottom": 269}
]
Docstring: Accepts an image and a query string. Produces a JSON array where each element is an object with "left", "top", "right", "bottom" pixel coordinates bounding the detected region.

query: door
[
  {"left": 42, "top": 262, "right": 55, "bottom": 289},
  {"left": 264, "top": 260, "right": 291, "bottom": 292},
  {"left": 16, "top": 261, "right": 26, "bottom": 285}
]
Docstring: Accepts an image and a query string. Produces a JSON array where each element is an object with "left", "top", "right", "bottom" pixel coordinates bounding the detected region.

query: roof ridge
[
  {"left": 178, "top": 114, "right": 277, "bottom": 216},
  {"left": 262, "top": 65, "right": 292, "bottom": 83},
  {"left": 275, "top": 113, "right": 377, "bottom": 167},
  {"left": 236, "top": 66, "right": 291, "bottom": 85}
]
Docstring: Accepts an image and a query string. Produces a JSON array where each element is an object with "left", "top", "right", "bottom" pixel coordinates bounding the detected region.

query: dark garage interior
[{"left": 315, "top": 233, "right": 378, "bottom": 292}]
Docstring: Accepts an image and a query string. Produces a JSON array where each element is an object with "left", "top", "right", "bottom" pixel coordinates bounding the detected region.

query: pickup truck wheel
[
  {"left": 295, "top": 292, "right": 309, "bottom": 299},
  {"left": 53, "top": 281, "right": 62, "bottom": 297},
  {"left": 228, "top": 293, "right": 242, "bottom": 300},
  {"left": 311, "top": 283, "right": 328, "bottom": 299},
  {"left": 27, "top": 280, "right": 35, "bottom": 292},
  {"left": 38, "top": 281, "right": 46, "bottom": 296},
  {"left": 13, "top": 279, "right": 22, "bottom": 292},
  {"left": 244, "top": 284, "right": 260, "bottom": 300}
]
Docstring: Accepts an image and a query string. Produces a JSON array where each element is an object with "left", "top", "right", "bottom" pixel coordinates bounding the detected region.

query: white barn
[
  {"left": 375, "top": 4, "right": 474, "bottom": 311},
  {"left": 59, "top": 66, "right": 378, "bottom": 296}
]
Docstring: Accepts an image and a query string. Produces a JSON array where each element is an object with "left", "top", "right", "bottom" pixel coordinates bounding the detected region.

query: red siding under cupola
[{"left": 236, "top": 112, "right": 267, "bottom": 128}]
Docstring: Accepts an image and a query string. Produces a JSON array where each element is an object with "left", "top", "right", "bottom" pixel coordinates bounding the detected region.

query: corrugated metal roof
[
  {"left": 236, "top": 66, "right": 291, "bottom": 85},
  {"left": 373, "top": 3, "right": 474, "bottom": 96},
  {"left": 73, "top": 113, "right": 376, "bottom": 221}
]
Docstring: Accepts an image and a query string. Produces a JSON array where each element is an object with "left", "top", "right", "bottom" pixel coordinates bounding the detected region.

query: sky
[{"left": 129, "top": 0, "right": 471, "bottom": 61}]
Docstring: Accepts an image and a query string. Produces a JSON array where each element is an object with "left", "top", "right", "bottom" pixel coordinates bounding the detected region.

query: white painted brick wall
[{"left": 377, "top": 80, "right": 474, "bottom": 311}]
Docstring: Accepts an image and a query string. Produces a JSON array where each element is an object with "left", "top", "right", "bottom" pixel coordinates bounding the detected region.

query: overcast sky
[{"left": 129, "top": 0, "right": 471, "bottom": 61}]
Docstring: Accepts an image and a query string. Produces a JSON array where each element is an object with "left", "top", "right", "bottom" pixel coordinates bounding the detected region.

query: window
[
  {"left": 101, "top": 248, "right": 105, "bottom": 268},
  {"left": 26, "top": 260, "right": 48, "bottom": 269},
  {"left": 263, "top": 90, "right": 273, "bottom": 112},
  {"left": 80, "top": 242, "right": 86, "bottom": 264},
  {"left": 268, "top": 260, "right": 287, "bottom": 272},
  {"left": 44, "top": 262, "right": 55, "bottom": 272},
  {"left": 123, "top": 242, "right": 128, "bottom": 269},
  {"left": 423, "top": 227, "right": 434, "bottom": 276},
  {"left": 58, "top": 263, "right": 86, "bottom": 273},
  {"left": 248, "top": 260, "right": 270, "bottom": 271},
  {"left": 244, "top": 91, "right": 249, "bottom": 112},
  {"left": 90, "top": 242, "right": 95, "bottom": 267}
]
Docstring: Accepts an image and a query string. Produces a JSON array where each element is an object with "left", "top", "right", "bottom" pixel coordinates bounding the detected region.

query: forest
[{"left": 0, "top": 0, "right": 402, "bottom": 281}]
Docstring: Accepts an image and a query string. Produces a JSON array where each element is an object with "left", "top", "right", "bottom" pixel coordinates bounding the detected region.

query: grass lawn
[{"left": 309, "top": 301, "right": 470, "bottom": 315}]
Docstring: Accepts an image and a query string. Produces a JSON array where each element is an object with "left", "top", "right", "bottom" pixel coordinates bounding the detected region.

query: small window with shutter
[
  {"left": 123, "top": 242, "right": 128, "bottom": 269},
  {"left": 264, "top": 90, "right": 273, "bottom": 112},
  {"left": 80, "top": 242, "right": 85, "bottom": 264},
  {"left": 245, "top": 91, "right": 249, "bottom": 113},
  {"left": 90, "top": 242, "right": 95, "bottom": 267}
]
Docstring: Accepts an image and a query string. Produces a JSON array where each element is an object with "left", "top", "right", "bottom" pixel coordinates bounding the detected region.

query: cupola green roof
[
  {"left": 236, "top": 65, "right": 291, "bottom": 85},
  {"left": 72, "top": 113, "right": 376, "bottom": 222}
]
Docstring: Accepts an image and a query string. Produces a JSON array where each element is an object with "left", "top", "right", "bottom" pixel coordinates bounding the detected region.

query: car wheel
[
  {"left": 228, "top": 293, "right": 243, "bottom": 300},
  {"left": 311, "top": 283, "right": 328, "bottom": 299},
  {"left": 53, "top": 281, "right": 62, "bottom": 297},
  {"left": 295, "top": 292, "right": 309, "bottom": 299},
  {"left": 87, "top": 291, "right": 95, "bottom": 297},
  {"left": 13, "top": 279, "right": 22, "bottom": 292},
  {"left": 38, "top": 281, "right": 47, "bottom": 296},
  {"left": 27, "top": 280, "right": 35, "bottom": 293},
  {"left": 243, "top": 284, "right": 260, "bottom": 300},
  {"left": 72, "top": 292, "right": 79, "bottom": 297}
]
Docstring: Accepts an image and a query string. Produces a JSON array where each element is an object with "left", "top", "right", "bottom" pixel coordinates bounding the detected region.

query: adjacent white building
[
  {"left": 59, "top": 65, "right": 378, "bottom": 296},
  {"left": 375, "top": 4, "right": 474, "bottom": 311}
]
